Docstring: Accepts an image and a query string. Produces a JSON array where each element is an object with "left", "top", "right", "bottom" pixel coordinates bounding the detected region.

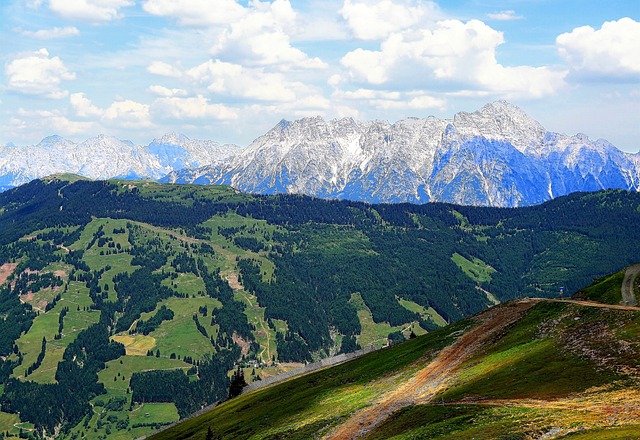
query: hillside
[
  {"left": 150, "top": 274, "right": 640, "bottom": 440},
  {"left": 1, "top": 178, "right": 640, "bottom": 437}
]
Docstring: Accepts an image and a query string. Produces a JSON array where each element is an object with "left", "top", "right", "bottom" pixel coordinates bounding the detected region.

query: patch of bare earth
[
  {"left": 233, "top": 332, "right": 251, "bottom": 357},
  {"left": 325, "top": 299, "right": 538, "bottom": 440},
  {"left": 225, "top": 272, "right": 243, "bottom": 290},
  {"left": 0, "top": 263, "right": 18, "bottom": 286}
]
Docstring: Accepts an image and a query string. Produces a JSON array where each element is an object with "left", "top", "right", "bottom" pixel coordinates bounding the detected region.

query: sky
[{"left": 1, "top": 0, "right": 639, "bottom": 151}]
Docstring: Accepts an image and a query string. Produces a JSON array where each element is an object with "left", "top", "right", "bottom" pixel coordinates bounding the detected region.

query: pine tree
[
  {"left": 205, "top": 426, "right": 214, "bottom": 440},
  {"left": 228, "top": 366, "right": 247, "bottom": 399}
]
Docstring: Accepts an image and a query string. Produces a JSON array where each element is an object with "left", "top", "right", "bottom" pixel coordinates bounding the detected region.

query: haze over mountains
[{"left": 2, "top": 101, "right": 638, "bottom": 207}]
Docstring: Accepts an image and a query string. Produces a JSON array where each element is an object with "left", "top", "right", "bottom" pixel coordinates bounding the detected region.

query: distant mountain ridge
[
  {"left": 0, "top": 132, "right": 241, "bottom": 191},
  {"left": 2, "top": 101, "right": 638, "bottom": 206},
  {"left": 165, "top": 101, "right": 640, "bottom": 207}
]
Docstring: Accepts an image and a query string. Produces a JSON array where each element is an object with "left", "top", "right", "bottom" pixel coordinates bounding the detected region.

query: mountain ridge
[
  {"left": 165, "top": 101, "right": 640, "bottom": 207},
  {"left": 1, "top": 101, "right": 638, "bottom": 206}
]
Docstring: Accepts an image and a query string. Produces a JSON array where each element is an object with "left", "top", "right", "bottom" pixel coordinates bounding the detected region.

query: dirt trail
[
  {"left": 548, "top": 298, "right": 640, "bottom": 311},
  {"left": 226, "top": 272, "right": 273, "bottom": 362},
  {"left": 621, "top": 264, "right": 640, "bottom": 307},
  {"left": 325, "top": 299, "right": 538, "bottom": 440}
]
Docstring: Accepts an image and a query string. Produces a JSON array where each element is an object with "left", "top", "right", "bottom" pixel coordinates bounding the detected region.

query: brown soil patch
[
  {"left": 226, "top": 272, "right": 243, "bottom": 290},
  {"left": 0, "top": 263, "right": 18, "bottom": 286},
  {"left": 20, "top": 292, "right": 35, "bottom": 303},
  {"left": 325, "top": 299, "right": 538, "bottom": 440},
  {"left": 233, "top": 332, "right": 251, "bottom": 356}
]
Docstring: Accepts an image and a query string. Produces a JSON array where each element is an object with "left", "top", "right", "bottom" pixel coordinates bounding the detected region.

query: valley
[{"left": 0, "top": 178, "right": 640, "bottom": 438}]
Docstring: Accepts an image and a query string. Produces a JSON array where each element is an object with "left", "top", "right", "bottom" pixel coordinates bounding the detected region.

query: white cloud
[
  {"left": 103, "top": 100, "right": 152, "bottom": 128},
  {"left": 486, "top": 10, "right": 523, "bottom": 21},
  {"left": 152, "top": 95, "right": 238, "bottom": 120},
  {"left": 5, "top": 48, "right": 76, "bottom": 99},
  {"left": 21, "top": 26, "right": 80, "bottom": 39},
  {"left": 339, "top": 19, "right": 566, "bottom": 98},
  {"left": 334, "top": 88, "right": 401, "bottom": 100},
  {"left": 148, "top": 85, "right": 188, "bottom": 97},
  {"left": 15, "top": 108, "right": 95, "bottom": 135},
  {"left": 147, "top": 61, "right": 184, "bottom": 78},
  {"left": 187, "top": 59, "right": 317, "bottom": 102},
  {"left": 211, "top": 0, "right": 326, "bottom": 69},
  {"left": 340, "top": 0, "right": 439, "bottom": 40},
  {"left": 142, "top": 0, "right": 246, "bottom": 26},
  {"left": 47, "top": 0, "right": 133, "bottom": 22},
  {"left": 70, "top": 92, "right": 103, "bottom": 117},
  {"left": 557, "top": 17, "right": 640, "bottom": 81}
]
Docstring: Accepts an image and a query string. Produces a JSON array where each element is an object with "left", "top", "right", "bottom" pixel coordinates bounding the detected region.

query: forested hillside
[{"left": 0, "top": 177, "right": 640, "bottom": 438}]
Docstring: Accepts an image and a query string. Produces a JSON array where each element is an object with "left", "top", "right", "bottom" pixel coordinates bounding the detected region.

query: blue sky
[{"left": 1, "top": 0, "right": 638, "bottom": 151}]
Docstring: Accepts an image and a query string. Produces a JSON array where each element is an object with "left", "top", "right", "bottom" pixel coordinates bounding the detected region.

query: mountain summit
[{"left": 166, "top": 101, "right": 639, "bottom": 207}]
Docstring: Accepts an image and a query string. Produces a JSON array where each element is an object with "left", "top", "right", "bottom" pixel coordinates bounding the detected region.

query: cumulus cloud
[
  {"left": 147, "top": 61, "right": 184, "bottom": 78},
  {"left": 187, "top": 59, "right": 316, "bottom": 102},
  {"left": 143, "top": 0, "right": 246, "bottom": 26},
  {"left": 486, "top": 10, "right": 523, "bottom": 21},
  {"left": 152, "top": 95, "right": 238, "bottom": 120},
  {"left": 340, "top": 0, "right": 439, "bottom": 40},
  {"left": 5, "top": 48, "right": 76, "bottom": 99},
  {"left": 70, "top": 92, "right": 103, "bottom": 117},
  {"left": 557, "top": 17, "right": 640, "bottom": 81},
  {"left": 103, "top": 100, "right": 152, "bottom": 128},
  {"left": 16, "top": 108, "right": 95, "bottom": 135},
  {"left": 333, "top": 88, "right": 444, "bottom": 111},
  {"left": 211, "top": 0, "right": 326, "bottom": 69},
  {"left": 21, "top": 26, "right": 80, "bottom": 39},
  {"left": 339, "top": 19, "right": 567, "bottom": 98},
  {"left": 46, "top": 0, "right": 133, "bottom": 22},
  {"left": 148, "top": 85, "right": 188, "bottom": 97}
]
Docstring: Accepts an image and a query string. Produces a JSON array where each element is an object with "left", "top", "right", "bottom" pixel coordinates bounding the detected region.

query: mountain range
[
  {"left": 0, "top": 132, "right": 241, "bottom": 192},
  {"left": 2, "top": 101, "right": 638, "bottom": 206}
]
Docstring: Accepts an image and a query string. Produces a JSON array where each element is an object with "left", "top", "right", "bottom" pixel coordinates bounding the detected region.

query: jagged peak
[
  {"left": 38, "top": 134, "right": 69, "bottom": 146},
  {"left": 155, "top": 132, "right": 190, "bottom": 145}
]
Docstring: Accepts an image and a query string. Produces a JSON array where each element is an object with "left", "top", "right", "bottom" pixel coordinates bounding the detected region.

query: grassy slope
[
  {"left": 573, "top": 269, "right": 625, "bottom": 304},
  {"left": 150, "top": 297, "right": 640, "bottom": 440},
  {"left": 149, "top": 321, "right": 469, "bottom": 440}
]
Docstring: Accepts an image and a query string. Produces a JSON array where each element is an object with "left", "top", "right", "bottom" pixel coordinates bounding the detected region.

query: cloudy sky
[{"left": 1, "top": 0, "right": 639, "bottom": 151}]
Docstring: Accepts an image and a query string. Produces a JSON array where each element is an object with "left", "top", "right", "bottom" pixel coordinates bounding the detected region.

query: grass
[
  {"left": 574, "top": 269, "right": 625, "bottom": 304},
  {"left": 139, "top": 296, "right": 222, "bottom": 360},
  {"left": 234, "top": 290, "right": 277, "bottom": 363},
  {"left": 398, "top": 297, "right": 448, "bottom": 327},
  {"left": 0, "top": 411, "right": 20, "bottom": 434},
  {"left": 149, "top": 321, "right": 467, "bottom": 440},
  {"left": 451, "top": 252, "right": 495, "bottom": 283},
  {"left": 439, "top": 302, "right": 618, "bottom": 402},
  {"left": 129, "top": 403, "right": 180, "bottom": 426},
  {"left": 350, "top": 293, "right": 409, "bottom": 347},
  {"left": 562, "top": 426, "right": 640, "bottom": 439},
  {"left": 99, "top": 356, "right": 190, "bottom": 398},
  {"left": 12, "top": 281, "right": 99, "bottom": 382},
  {"left": 112, "top": 334, "right": 157, "bottom": 356}
]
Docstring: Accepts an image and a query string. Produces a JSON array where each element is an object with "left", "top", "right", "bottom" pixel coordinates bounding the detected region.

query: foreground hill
[
  {"left": 165, "top": 101, "right": 640, "bottom": 207},
  {"left": 1, "top": 179, "right": 640, "bottom": 437},
  {"left": 151, "top": 270, "right": 640, "bottom": 439}
]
